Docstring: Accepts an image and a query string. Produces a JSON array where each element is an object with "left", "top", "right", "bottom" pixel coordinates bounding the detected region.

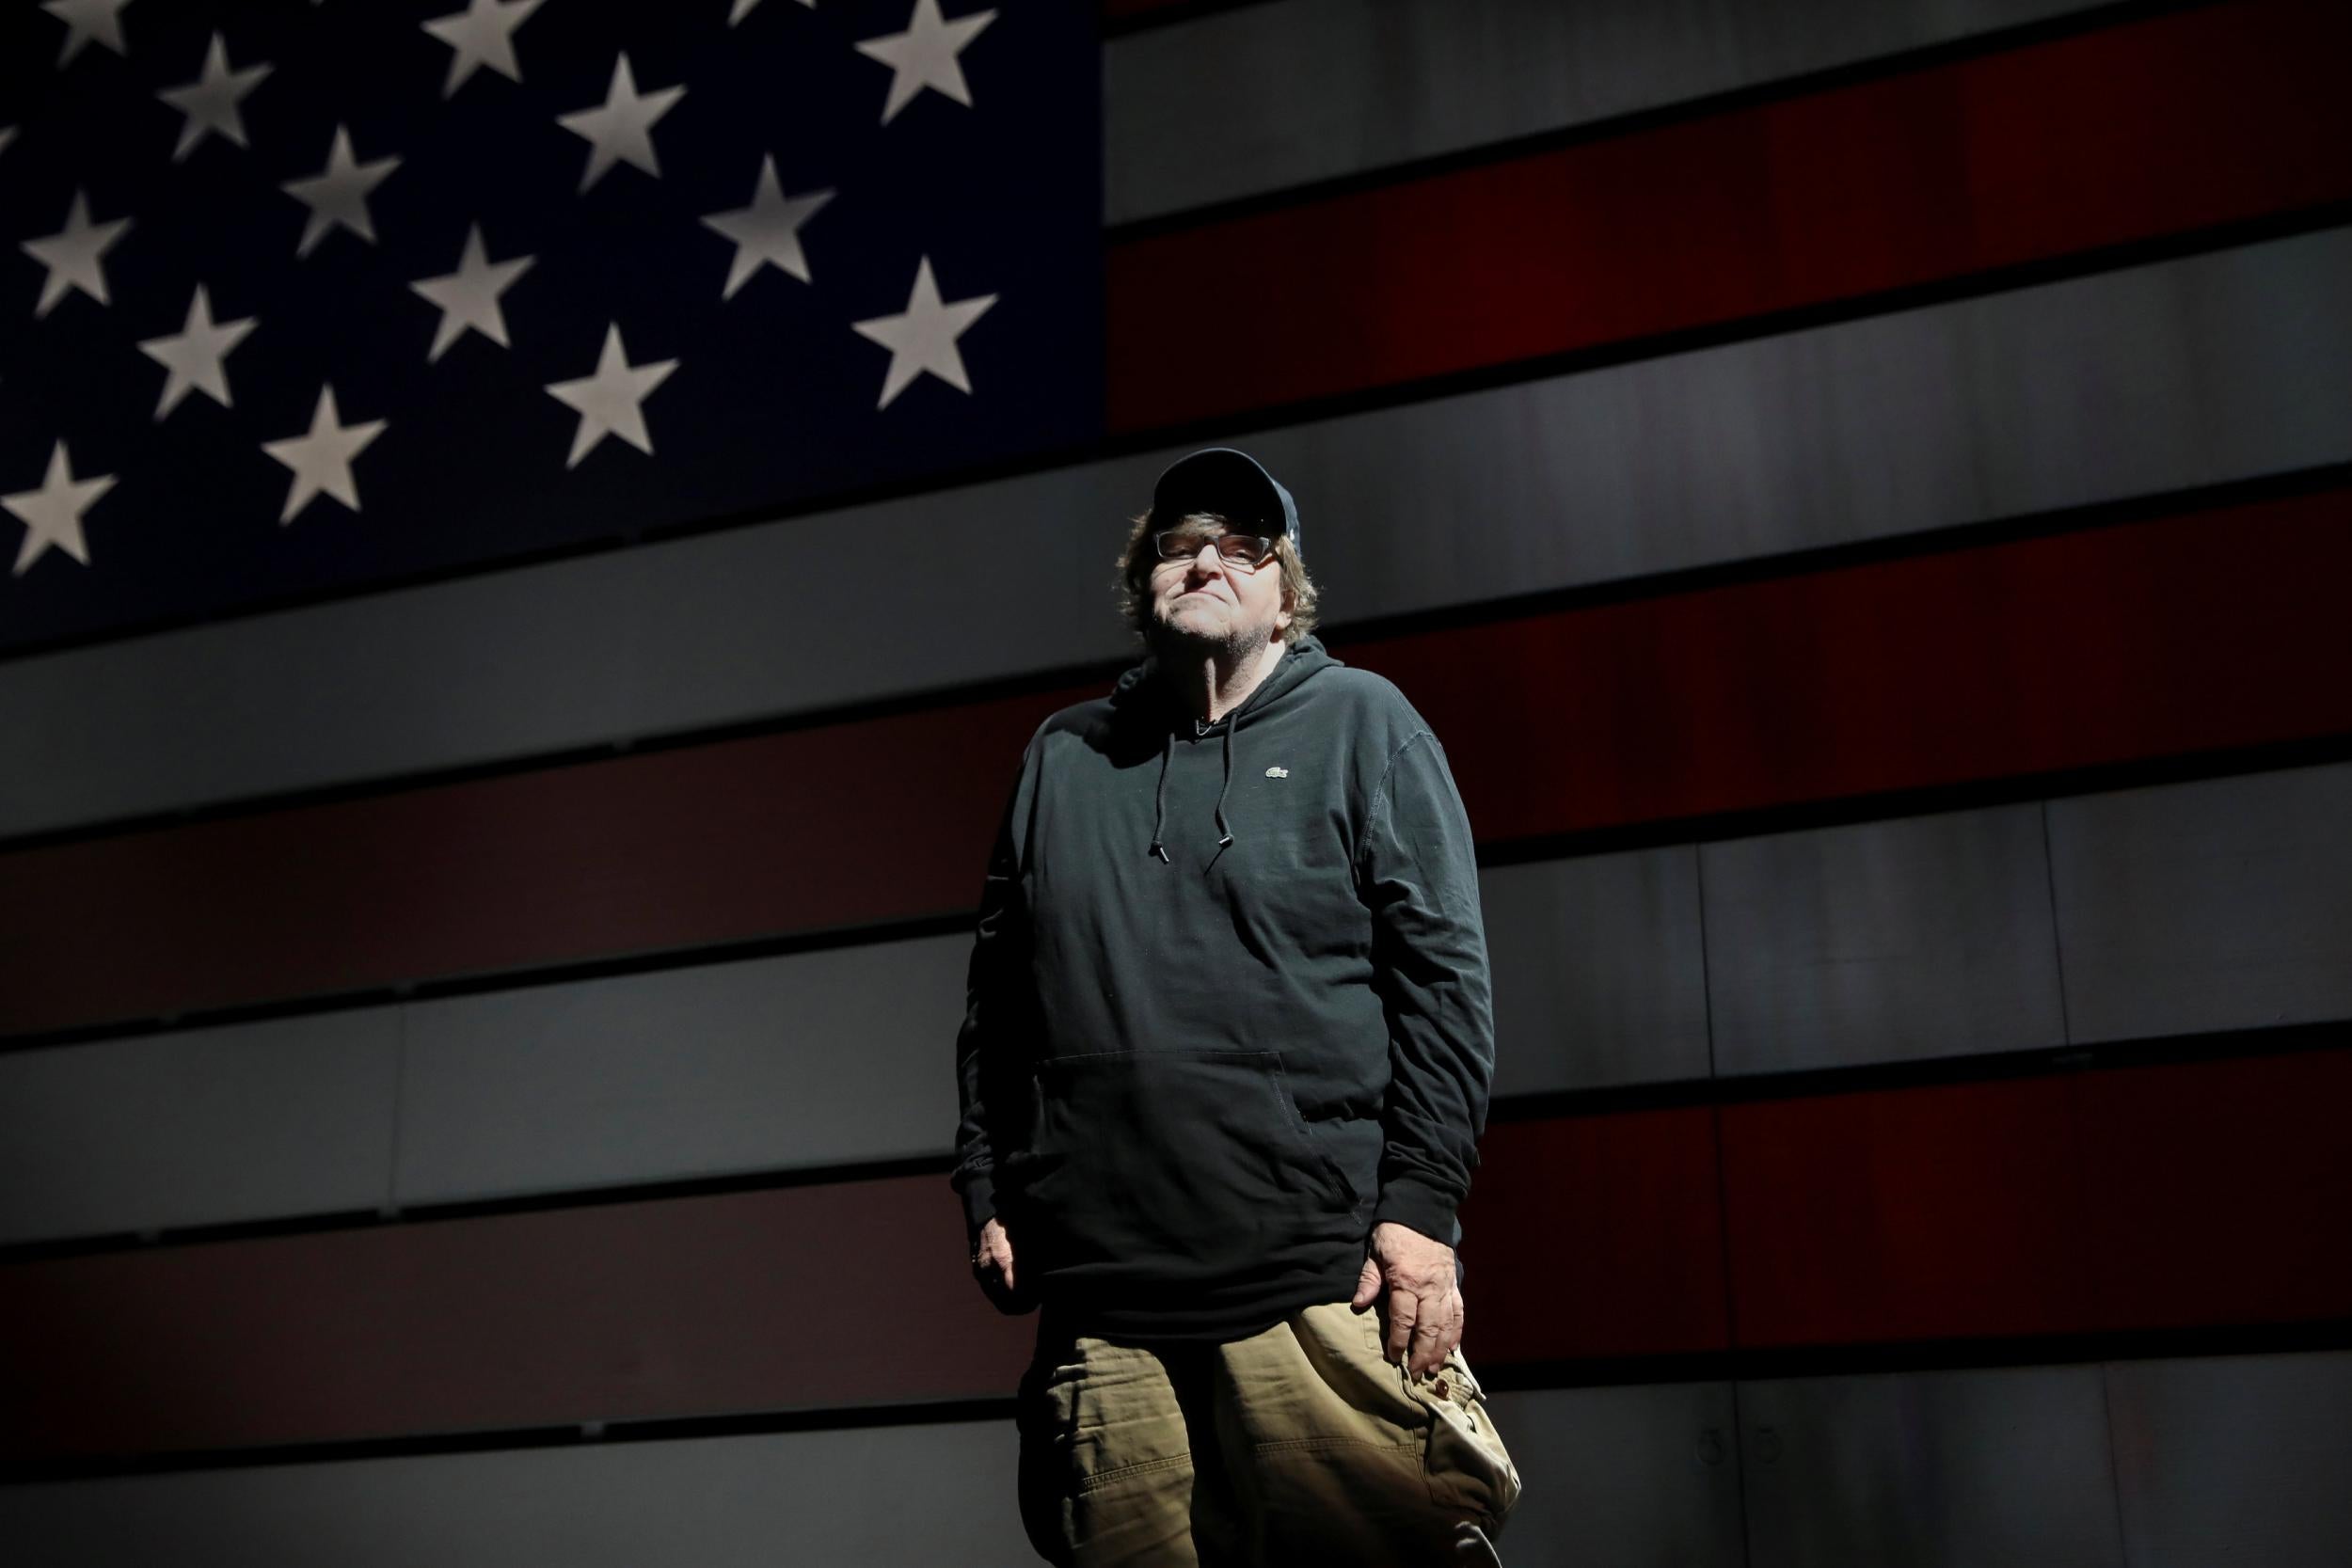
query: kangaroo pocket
[{"left": 1001, "top": 1049, "right": 1364, "bottom": 1293}]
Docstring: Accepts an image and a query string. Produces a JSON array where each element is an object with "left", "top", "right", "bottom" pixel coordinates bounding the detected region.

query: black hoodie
[{"left": 950, "top": 631, "right": 1496, "bottom": 1341}]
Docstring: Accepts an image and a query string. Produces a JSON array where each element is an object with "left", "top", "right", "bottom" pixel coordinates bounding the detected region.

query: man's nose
[{"left": 1184, "top": 541, "right": 1229, "bottom": 578}]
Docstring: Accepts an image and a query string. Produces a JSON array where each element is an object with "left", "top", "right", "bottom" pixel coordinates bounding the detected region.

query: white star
[
  {"left": 157, "top": 32, "right": 272, "bottom": 162},
  {"left": 280, "top": 125, "right": 400, "bottom": 257},
  {"left": 137, "top": 285, "right": 257, "bottom": 419},
  {"left": 21, "top": 190, "right": 133, "bottom": 318},
  {"left": 854, "top": 0, "right": 995, "bottom": 125},
  {"left": 410, "top": 223, "right": 533, "bottom": 361},
  {"left": 556, "top": 55, "right": 684, "bottom": 193},
  {"left": 42, "top": 0, "right": 130, "bottom": 68},
  {"left": 421, "top": 0, "right": 545, "bottom": 98},
  {"left": 850, "top": 254, "right": 995, "bottom": 409},
  {"left": 263, "top": 386, "right": 386, "bottom": 523},
  {"left": 730, "top": 0, "right": 817, "bottom": 24},
  {"left": 3, "top": 442, "right": 115, "bottom": 576},
  {"left": 546, "top": 324, "right": 675, "bottom": 467},
  {"left": 701, "top": 155, "right": 833, "bottom": 299}
]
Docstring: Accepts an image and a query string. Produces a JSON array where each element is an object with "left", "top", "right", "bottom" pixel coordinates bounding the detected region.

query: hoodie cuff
[
  {"left": 953, "top": 1168, "right": 997, "bottom": 1253},
  {"left": 1371, "top": 1176, "right": 1460, "bottom": 1250}
]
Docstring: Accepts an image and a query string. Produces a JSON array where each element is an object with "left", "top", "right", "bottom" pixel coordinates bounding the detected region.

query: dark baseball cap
[{"left": 1150, "top": 447, "right": 1302, "bottom": 558}]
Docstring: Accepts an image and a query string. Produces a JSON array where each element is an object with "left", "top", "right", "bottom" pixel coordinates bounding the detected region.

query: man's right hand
[{"left": 972, "top": 1215, "right": 1034, "bottom": 1314}]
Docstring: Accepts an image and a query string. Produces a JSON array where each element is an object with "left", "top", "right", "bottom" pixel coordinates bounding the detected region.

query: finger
[
  {"left": 1385, "top": 1290, "right": 1419, "bottom": 1366},
  {"left": 1409, "top": 1307, "right": 1445, "bottom": 1376},
  {"left": 1413, "top": 1299, "right": 1446, "bottom": 1374},
  {"left": 998, "top": 1233, "right": 1016, "bottom": 1291}
]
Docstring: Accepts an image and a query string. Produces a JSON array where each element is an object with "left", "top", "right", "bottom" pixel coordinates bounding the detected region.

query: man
[{"left": 952, "top": 448, "right": 1520, "bottom": 1565}]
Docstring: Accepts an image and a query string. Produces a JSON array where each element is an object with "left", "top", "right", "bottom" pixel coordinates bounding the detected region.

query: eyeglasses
[{"left": 1152, "top": 530, "right": 1276, "bottom": 571}]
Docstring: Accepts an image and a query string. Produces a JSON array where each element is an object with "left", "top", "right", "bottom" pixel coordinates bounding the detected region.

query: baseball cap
[{"left": 1149, "top": 447, "right": 1302, "bottom": 559}]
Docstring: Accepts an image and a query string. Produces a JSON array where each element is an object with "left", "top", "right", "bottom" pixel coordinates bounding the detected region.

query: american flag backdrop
[{"left": 3, "top": 0, "right": 2351, "bottom": 1561}]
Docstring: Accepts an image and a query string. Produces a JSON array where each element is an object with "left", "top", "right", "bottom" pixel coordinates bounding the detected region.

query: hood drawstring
[
  {"left": 1215, "top": 719, "right": 1235, "bottom": 847},
  {"left": 1149, "top": 729, "right": 1173, "bottom": 863},
  {"left": 1132, "top": 636, "right": 1327, "bottom": 864},
  {"left": 1146, "top": 715, "right": 1239, "bottom": 863}
]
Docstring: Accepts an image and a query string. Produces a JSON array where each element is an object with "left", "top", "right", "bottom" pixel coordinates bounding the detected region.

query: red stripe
[
  {"left": 1105, "top": 0, "right": 2352, "bottom": 431},
  {"left": 1362, "top": 488, "right": 2352, "bottom": 841},
  {"left": 1718, "top": 1078, "right": 2098, "bottom": 1346},
  {"left": 2083, "top": 1050, "right": 2352, "bottom": 1330},
  {"left": 0, "top": 1175, "right": 1034, "bottom": 1464},
  {"left": 4, "top": 1049, "right": 2343, "bottom": 1462},
  {"left": 1458, "top": 1107, "right": 1730, "bottom": 1363},
  {"left": 0, "top": 693, "right": 1057, "bottom": 1036},
  {"left": 3, "top": 487, "right": 2345, "bottom": 1037},
  {"left": 1717, "top": 1051, "right": 2352, "bottom": 1349}
]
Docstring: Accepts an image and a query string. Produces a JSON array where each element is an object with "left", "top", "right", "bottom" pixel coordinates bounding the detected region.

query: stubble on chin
[{"left": 1150, "top": 594, "right": 1268, "bottom": 666}]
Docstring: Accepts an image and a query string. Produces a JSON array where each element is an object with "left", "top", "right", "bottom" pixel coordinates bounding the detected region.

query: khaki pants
[{"left": 1015, "top": 1298, "right": 1521, "bottom": 1566}]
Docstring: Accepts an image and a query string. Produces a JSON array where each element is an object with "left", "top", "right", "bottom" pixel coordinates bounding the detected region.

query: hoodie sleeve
[
  {"left": 1358, "top": 727, "right": 1496, "bottom": 1250},
  {"left": 950, "top": 733, "right": 1038, "bottom": 1252}
]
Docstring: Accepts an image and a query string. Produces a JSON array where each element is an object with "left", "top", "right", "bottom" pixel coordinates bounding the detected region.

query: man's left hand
[{"left": 1349, "top": 1219, "right": 1461, "bottom": 1376}]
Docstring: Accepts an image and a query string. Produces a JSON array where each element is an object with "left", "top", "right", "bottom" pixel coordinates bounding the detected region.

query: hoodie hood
[{"left": 1108, "top": 631, "right": 1341, "bottom": 863}]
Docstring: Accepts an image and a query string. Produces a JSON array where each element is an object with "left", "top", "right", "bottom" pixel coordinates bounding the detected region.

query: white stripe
[
  {"left": 0, "top": 1416, "right": 1033, "bottom": 1561},
  {"left": 2108, "top": 1353, "right": 2352, "bottom": 1567},
  {"left": 1108, "top": 0, "right": 2111, "bottom": 223},
  {"left": 3, "top": 1359, "right": 2334, "bottom": 1560},
  {"left": 2049, "top": 762, "right": 2352, "bottom": 1042},
  {"left": 1700, "top": 805, "right": 2067, "bottom": 1077},
  {"left": 1736, "top": 1366, "right": 2126, "bottom": 1562}
]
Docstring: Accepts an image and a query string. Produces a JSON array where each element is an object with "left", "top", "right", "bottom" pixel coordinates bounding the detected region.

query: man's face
[{"left": 1145, "top": 516, "right": 1291, "bottom": 658}]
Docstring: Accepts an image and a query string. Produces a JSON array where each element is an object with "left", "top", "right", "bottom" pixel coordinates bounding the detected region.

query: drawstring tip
[
  {"left": 1216, "top": 832, "right": 1233, "bottom": 847},
  {"left": 1150, "top": 842, "right": 1169, "bottom": 863}
]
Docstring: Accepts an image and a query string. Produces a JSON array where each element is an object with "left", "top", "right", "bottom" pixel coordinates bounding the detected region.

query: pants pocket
[
  {"left": 1417, "top": 1352, "right": 1522, "bottom": 1526},
  {"left": 1016, "top": 1328, "right": 1201, "bottom": 1567},
  {"left": 1351, "top": 1305, "right": 1522, "bottom": 1528}
]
